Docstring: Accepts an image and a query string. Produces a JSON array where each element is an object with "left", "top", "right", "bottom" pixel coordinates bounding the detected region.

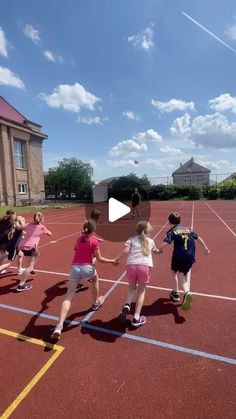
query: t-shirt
[
  {"left": 164, "top": 224, "right": 198, "bottom": 262},
  {"left": 131, "top": 193, "right": 141, "bottom": 204},
  {"left": 0, "top": 218, "right": 14, "bottom": 245},
  {"left": 125, "top": 235, "right": 156, "bottom": 267},
  {"left": 19, "top": 223, "right": 50, "bottom": 250},
  {"left": 72, "top": 234, "right": 99, "bottom": 265}
]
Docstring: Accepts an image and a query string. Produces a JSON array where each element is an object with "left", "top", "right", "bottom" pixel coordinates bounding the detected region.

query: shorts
[
  {"left": 20, "top": 248, "right": 39, "bottom": 257},
  {"left": 126, "top": 264, "right": 152, "bottom": 284},
  {"left": 132, "top": 202, "right": 139, "bottom": 208},
  {"left": 69, "top": 264, "right": 97, "bottom": 281},
  {"left": 7, "top": 245, "right": 18, "bottom": 261},
  {"left": 171, "top": 259, "right": 194, "bottom": 275}
]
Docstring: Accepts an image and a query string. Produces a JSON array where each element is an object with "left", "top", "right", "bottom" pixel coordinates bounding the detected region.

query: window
[
  {"left": 18, "top": 183, "right": 28, "bottom": 194},
  {"left": 184, "top": 176, "right": 190, "bottom": 181},
  {"left": 196, "top": 175, "right": 204, "bottom": 181},
  {"left": 14, "top": 139, "right": 25, "bottom": 169}
]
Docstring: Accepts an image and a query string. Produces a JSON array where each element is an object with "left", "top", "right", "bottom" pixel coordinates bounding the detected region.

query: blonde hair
[
  {"left": 136, "top": 221, "right": 150, "bottom": 256},
  {"left": 80, "top": 220, "right": 96, "bottom": 243},
  {"left": 34, "top": 212, "right": 43, "bottom": 224}
]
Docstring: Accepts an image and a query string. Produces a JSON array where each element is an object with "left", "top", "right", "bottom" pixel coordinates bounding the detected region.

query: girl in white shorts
[
  {"left": 51, "top": 220, "right": 116, "bottom": 340},
  {"left": 114, "top": 221, "right": 160, "bottom": 327}
]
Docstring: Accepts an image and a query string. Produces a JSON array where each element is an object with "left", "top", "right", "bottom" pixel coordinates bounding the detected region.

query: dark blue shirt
[{"left": 164, "top": 224, "right": 198, "bottom": 262}]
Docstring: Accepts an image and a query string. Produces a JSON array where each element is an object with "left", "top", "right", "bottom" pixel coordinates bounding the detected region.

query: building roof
[
  {"left": 96, "top": 177, "right": 119, "bottom": 186},
  {"left": 0, "top": 96, "right": 47, "bottom": 138},
  {"left": 172, "top": 157, "right": 211, "bottom": 175}
]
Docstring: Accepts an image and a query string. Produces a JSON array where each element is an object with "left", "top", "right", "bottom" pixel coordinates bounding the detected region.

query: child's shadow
[
  {"left": 80, "top": 317, "right": 127, "bottom": 343},
  {"left": 142, "top": 298, "right": 185, "bottom": 324}
]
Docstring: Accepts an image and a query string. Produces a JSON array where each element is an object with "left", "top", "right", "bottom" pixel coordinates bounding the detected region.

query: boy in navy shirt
[{"left": 160, "top": 212, "right": 210, "bottom": 311}]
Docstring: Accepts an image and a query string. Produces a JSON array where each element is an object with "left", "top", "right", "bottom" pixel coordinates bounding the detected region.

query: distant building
[
  {"left": 172, "top": 157, "right": 211, "bottom": 185},
  {"left": 93, "top": 177, "right": 118, "bottom": 202},
  {"left": 0, "top": 96, "right": 47, "bottom": 206}
]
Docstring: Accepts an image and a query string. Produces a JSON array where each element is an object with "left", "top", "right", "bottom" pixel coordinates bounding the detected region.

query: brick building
[{"left": 0, "top": 96, "right": 47, "bottom": 206}]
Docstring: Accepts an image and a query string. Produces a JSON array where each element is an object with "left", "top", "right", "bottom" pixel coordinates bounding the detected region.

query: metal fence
[{"left": 93, "top": 173, "right": 234, "bottom": 187}]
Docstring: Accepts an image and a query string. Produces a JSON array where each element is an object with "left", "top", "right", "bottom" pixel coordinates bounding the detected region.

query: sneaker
[
  {"left": 131, "top": 315, "right": 146, "bottom": 327},
  {"left": 92, "top": 296, "right": 104, "bottom": 311},
  {"left": 17, "top": 268, "right": 26, "bottom": 275},
  {"left": 182, "top": 292, "right": 193, "bottom": 311},
  {"left": 118, "top": 303, "right": 131, "bottom": 323},
  {"left": 76, "top": 283, "right": 85, "bottom": 292},
  {"left": 16, "top": 284, "right": 32, "bottom": 292},
  {"left": 51, "top": 325, "right": 62, "bottom": 340},
  {"left": 169, "top": 290, "right": 180, "bottom": 302},
  {"left": 0, "top": 270, "right": 7, "bottom": 275},
  {"left": 30, "top": 270, "right": 37, "bottom": 275}
]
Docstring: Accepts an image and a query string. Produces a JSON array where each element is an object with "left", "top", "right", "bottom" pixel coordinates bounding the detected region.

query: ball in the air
[{"left": 134, "top": 160, "right": 138, "bottom": 164}]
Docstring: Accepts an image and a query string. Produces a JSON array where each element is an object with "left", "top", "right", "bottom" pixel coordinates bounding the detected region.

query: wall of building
[
  {"left": 0, "top": 122, "right": 45, "bottom": 206},
  {"left": 173, "top": 173, "right": 210, "bottom": 185}
]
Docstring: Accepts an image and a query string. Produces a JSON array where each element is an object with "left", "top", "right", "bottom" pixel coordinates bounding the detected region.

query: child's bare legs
[
  {"left": 179, "top": 271, "right": 190, "bottom": 294},
  {"left": 18, "top": 256, "right": 35, "bottom": 286},
  {"left": 179, "top": 271, "right": 192, "bottom": 311},
  {"left": 56, "top": 280, "right": 78, "bottom": 329},
  {"left": 90, "top": 274, "right": 99, "bottom": 305},
  {"left": 133, "top": 283, "right": 146, "bottom": 319},
  {"left": 172, "top": 271, "right": 179, "bottom": 292},
  {"left": 0, "top": 260, "right": 11, "bottom": 273},
  {"left": 126, "top": 282, "right": 137, "bottom": 305},
  {"left": 17, "top": 253, "right": 23, "bottom": 271}
]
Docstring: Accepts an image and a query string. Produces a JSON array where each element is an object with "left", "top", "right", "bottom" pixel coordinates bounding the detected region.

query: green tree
[{"left": 45, "top": 158, "right": 94, "bottom": 199}]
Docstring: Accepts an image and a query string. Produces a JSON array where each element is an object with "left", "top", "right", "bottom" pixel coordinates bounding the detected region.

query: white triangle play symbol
[{"left": 108, "top": 198, "right": 131, "bottom": 222}]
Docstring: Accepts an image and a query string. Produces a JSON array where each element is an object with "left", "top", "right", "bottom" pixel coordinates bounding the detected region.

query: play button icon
[{"left": 108, "top": 198, "right": 130, "bottom": 222}]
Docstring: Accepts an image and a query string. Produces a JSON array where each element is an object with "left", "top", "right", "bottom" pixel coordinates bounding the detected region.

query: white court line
[
  {"left": 9, "top": 266, "right": 235, "bottom": 301},
  {"left": 206, "top": 203, "right": 236, "bottom": 238}
]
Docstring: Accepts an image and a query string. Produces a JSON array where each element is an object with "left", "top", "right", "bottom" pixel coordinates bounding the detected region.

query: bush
[
  {"left": 219, "top": 185, "right": 236, "bottom": 199},
  {"left": 188, "top": 185, "right": 203, "bottom": 200},
  {"left": 207, "top": 187, "right": 219, "bottom": 200}
]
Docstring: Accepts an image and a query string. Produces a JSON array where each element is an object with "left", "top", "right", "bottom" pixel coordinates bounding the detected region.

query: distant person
[
  {"left": 131, "top": 188, "right": 141, "bottom": 218},
  {"left": 159, "top": 212, "right": 210, "bottom": 311},
  {"left": 17, "top": 212, "right": 52, "bottom": 292},
  {"left": 51, "top": 220, "right": 117, "bottom": 340},
  {"left": 114, "top": 221, "right": 161, "bottom": 327}
]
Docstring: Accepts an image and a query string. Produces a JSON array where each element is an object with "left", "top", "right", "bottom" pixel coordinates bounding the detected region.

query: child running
[
  {"left": 76, "top": 208, "right": 102, "bottom": 292},
  {"left": 114, "top": 221, "right": 160, "bottom": 327},
  {"left": 159, "top": 212, "right": 210, "bottom": 311},
  {"left": 51, "top": 219, "right": 116, "bottom": 340},
  {"left": 17, "top": 212, "right": 52, "bottom": 292},
  {"left": 0, "top": 210, "right": 16, "bottom": 274}
]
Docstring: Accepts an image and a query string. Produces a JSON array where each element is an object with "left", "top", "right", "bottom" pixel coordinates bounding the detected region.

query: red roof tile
[{"left": 0, "top": 96, "right": 26, "bottom": 125}]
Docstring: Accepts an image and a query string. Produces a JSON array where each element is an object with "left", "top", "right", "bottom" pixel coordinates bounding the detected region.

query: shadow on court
[{"left": 142, "top": 298, "right": 185, "bottom": 324}]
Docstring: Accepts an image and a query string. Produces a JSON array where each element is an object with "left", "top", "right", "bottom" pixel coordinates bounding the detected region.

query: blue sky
[{"left": 1, "top": 0, "right": 236, "bottom": 183}]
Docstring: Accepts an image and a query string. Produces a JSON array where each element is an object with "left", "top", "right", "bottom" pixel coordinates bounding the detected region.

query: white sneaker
[
  {"left": 51, "top": 325, "right": 62, "bottom": 340},
  {"left": 17, "top": 268, "right": 26, "bottom": 275},
  {"left": 0, "top": 270, "right": 7, "bottom": 275}
]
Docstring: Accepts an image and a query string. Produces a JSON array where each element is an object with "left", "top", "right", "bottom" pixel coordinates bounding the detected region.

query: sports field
[{"left": 0, "top": 200, "right": 235, "bottom": 418}]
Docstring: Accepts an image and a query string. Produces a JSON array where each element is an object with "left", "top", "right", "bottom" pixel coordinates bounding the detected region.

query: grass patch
[{"left": 0, "top": 201, "right": 83, "bottom": 217}]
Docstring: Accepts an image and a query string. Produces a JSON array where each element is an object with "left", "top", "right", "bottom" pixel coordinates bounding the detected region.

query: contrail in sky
[{"left": 182, "top": 11, "right": 236, "bottom": 54}]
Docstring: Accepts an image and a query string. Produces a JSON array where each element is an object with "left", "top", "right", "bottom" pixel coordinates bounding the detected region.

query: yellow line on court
[{"left": 0, "top": 327, "right": 64, "bottom": 419}]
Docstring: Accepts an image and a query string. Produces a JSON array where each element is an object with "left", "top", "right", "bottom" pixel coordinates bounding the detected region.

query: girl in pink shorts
[{"left": 115, "top": 221, "right": 160, "bottom": 327}]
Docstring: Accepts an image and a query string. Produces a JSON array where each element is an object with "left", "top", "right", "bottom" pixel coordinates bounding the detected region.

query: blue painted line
[
  {"left": 81, "top": 322, "right": 236, "bottom": 366},
  {"left": 0, "top": 303, "right": 80, "bottom": 326},
  {"left": 1, "top": 303, "right": 236, "bottom": 366}
]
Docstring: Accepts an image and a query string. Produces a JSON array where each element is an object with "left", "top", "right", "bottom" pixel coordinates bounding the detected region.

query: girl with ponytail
[{"left": 114, "top": 221, "right": 161, "bottom": 327}]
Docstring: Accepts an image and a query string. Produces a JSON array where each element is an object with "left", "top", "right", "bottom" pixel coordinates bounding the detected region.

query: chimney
[
  {"left": 180, "top": 163, "right": 182, "bottom": 167},
  {"left": 190, "top": 157, "right": 194, "bottom": 163}
]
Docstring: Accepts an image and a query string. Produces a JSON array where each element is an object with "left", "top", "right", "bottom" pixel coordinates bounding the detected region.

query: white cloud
[
  {"left": 0, "top": 27, "right": 9, "bottom": 57},
  {"left": 225, "top": 22, "right": 236, "bottom": 41},
  {"left": 39, "top": 82, "right": 100, "bottom": 113},
  {"left": 128, "top": 25, "right": 154, "bottom": 50},
  {"left": 107, "top": 159, "right": 137, "bottom": 168},
  {"left": 209, "top": 93, "right": 236, "bottom": 114},
  {"left": 135, "top": 128, "right": 163, "bottom": 143},
  {"left": 122, "top": 111, "right": 140, "bottom": 121},
  {"left": 78, "top": 116, "right": 108, "bottom": 125},
  {"left": 160, "top": 146, "right": 183, "bottom": 154},
  {"left": 0, "top": 66, "right": 25, "bottom": 89},
  {"left": 197, "top": 159, "right": 233, "bottom": 171},
  {"left": 109, "top": 139, "right": 147, "bottom": 157},
  {"left": 43, "top": 50, "right": 63, "bottom": 63},
  {"left": 151, "top": 98, "right": 195, "bottom": 113},
  {"left": 24, "top": 24, "right": 41, "bottom": 45},
  {"left": 171, "top": 112, "right": 236, "bottom": 148}
]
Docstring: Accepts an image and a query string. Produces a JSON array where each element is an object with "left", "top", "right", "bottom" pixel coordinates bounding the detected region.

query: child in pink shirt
[
  {"left": 17, "top": 212, "right": 52, "bottom": 292},
  {"left": 51, "top": 220, "right": 116, "bottom": 340}
]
